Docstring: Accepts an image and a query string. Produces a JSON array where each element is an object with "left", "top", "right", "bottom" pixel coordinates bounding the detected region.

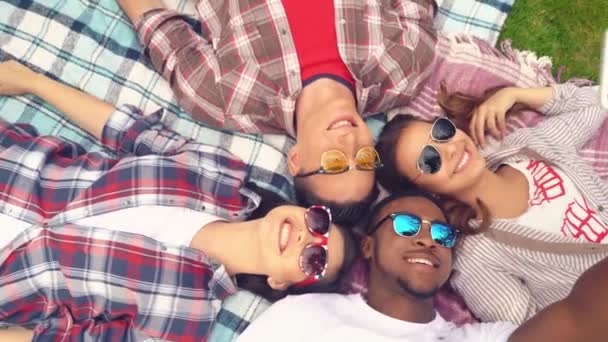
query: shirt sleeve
[
  {"left": 529, "top": 84, "right": 607, "bottom": 149},
  {"left": 0, "top": 224, "right": 236, "bottom": 341},
  {"left": 136, "top": 9, "right": 225, "bottom": 128},
  {"left": 451, "top": 243, "right": 538, "bottom": 324}
]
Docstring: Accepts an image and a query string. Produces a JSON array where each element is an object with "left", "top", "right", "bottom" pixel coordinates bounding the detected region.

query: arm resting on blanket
[
  {"left": 0, "top": 60, "right": 114, "bottom": 140},
  {"left": 117, "top": 0, "right": 165, "bottom": 26}
]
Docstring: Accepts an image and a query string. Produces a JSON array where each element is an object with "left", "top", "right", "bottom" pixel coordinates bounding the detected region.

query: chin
[{"left": 398, "top": 280, "right": 441, "bottom": 300}]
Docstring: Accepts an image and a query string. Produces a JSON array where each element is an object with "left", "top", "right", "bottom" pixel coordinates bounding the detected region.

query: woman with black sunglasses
[
  {"left": 0, "top": 60, "right": 358, "bottom": 340},
  {"left": 375, "top": 83, "right": 608, "bottom": 325}
]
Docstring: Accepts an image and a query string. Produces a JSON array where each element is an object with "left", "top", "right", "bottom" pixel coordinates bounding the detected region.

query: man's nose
[
  {"left": 413, "top": 224, "right": 436, "bottom": 248},
  {"left": 440, "top": 141, "right": 458, "bottom": 163}
]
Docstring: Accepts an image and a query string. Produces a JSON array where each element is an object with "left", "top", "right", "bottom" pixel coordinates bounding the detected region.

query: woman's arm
[
  {"left": 0, "top": 60, "right": 115, "bottom": 140},
  {"left": 0, "top": 328, "right": 33, "bottom": 341},
  {"left": 117, "top": 0, "right": 165, "bottom": 27}
]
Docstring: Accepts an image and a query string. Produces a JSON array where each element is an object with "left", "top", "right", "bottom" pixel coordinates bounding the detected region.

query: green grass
[{"left": 499, "top": 0, "right": 607, "bottom": 82}]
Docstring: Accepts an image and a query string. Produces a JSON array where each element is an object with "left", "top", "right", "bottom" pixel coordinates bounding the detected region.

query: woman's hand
[
  {"left": 0, "top": 60, "right": 39, "bottom": 96},
  {"left": 469, "top": 87, "right": 519, "bottom": 147}
]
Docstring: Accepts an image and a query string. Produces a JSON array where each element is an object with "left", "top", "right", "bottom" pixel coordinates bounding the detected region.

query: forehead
[{"left": 373, "top": 196, "right": 446, "bottom": 230}]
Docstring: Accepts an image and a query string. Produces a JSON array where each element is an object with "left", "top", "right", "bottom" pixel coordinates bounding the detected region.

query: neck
[
  {"left": 189, "top": 220, "right": 266, "bottom": 276},
  {"left": 452, "top": 168, "right": 525, "bottom": 219},
  {"left": 366, "top": 270, "right": 436, "bottom": 323},
  {"left": 295, "top": 78, "right": 356, "bottom": 134}
]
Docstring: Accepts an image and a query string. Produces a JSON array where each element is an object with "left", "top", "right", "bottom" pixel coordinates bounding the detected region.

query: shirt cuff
[
  {"left": 537, "top": 83, "right": 576, "bottom": 115},
  {"left": 100, "top": 104, "right": 144, "bottom": 152}
]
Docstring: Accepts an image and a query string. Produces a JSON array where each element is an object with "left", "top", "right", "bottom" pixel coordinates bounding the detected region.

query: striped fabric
[
  {"left": 434, "top": 0, "right": 515, "bottom": 45},
  {"left": 451, "top": 84, "right": 608, "bottom": 324}
]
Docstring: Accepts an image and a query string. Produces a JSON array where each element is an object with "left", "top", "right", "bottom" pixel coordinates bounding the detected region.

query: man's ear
[
  {"left": 267, "top": 276, "right": 289, "bottom": 291},
  {"left": 287, "top": 146, "right": 301, "bottom": 176},
  {"left": 361, "top": 235, "right": 374, "bottom": 259}
]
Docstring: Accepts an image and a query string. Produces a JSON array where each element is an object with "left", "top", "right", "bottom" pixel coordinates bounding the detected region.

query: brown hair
[
  {"left": 374, "top": 82, "right": 528, "bottom": 235},
  {"left": 437, "top": 81, "right": 527, "bottom": 135}
]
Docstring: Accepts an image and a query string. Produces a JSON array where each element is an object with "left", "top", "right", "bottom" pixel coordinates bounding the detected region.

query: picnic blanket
[
  {"left": 435, "top": 0, "right": 515, "bottom": 45},
  {"left": 3, "top": 0, "right": 604, "bottom": 341}
]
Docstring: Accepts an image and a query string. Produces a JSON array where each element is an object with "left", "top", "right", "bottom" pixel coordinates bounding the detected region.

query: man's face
[
  {"left": 363, "top": 196, "right": 453, "bottom": 299},
  {"left": 288, "top": 97, "right": 376, "bottom": 203}
]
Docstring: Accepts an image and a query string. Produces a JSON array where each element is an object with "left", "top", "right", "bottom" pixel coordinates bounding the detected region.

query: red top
[{"left": 281, "top": 0, "right": 355, "bottom": 90}]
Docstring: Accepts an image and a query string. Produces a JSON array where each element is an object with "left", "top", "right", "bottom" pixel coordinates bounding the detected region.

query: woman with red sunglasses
[
  {"left": 375, "top": 83, "right": 608, "bottom": 325},
  {"left": 0, "top": 60, "right": 357, "bottom": 340}
]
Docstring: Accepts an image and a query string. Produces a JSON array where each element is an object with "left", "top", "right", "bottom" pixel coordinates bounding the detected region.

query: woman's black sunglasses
[{"left": 416, "top": 117, "right": 457, "bottom": 175}]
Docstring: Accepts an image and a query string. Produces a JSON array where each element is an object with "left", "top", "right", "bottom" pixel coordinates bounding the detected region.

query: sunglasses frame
[
  {"left": 415, "top": 117, "right": 457, "bottom": 177},
  {"left": 371, "top": 212, "right": 460, "bottom": 248},
  {"left": 296, "top": 147, "right": 383, "bottom": 177},
  {"left": 294, "top": 205, "right": 332, "bottom": 286}
]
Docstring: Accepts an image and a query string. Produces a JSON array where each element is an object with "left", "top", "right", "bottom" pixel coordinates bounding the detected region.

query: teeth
[
  {"left": 456, "top": 151, "right": 469, "bottom": 172},
  {"left": 407, "top": 258, "right": 434, "bottom": 267},
  {"left": 329, "top": 120, "right": 353, "bottom": 130}
]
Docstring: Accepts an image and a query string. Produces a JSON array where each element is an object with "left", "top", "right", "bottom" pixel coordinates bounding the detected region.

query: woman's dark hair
[
  {"left": 294, "top": 179, "right": 380, "bottom": 228},
  {"left": 374, "top": 82, "right": 528, "bottom": 235},
  {"left": 235, "top": 182, "right": 359, "bottom": 302}
]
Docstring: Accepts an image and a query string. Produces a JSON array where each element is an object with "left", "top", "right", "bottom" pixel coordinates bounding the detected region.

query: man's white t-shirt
[{"left": 238, "top": 293, "right": 517, "bottom": 342}]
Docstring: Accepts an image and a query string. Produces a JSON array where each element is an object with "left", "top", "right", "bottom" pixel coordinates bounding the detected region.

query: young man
[
  {"left": 238, "top": 191, "right": 608, "bottom": 341},
  {"left": 115, "top": 0, "right": 438, "bottom": 219}
]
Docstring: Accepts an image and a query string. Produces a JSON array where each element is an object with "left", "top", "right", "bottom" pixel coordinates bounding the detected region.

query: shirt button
[
  {"left": 598, "top": 205, "right": 605, "bottom": 212},
  {"left": 42, "top": 221, "right": 49, "bottom": 227},
  {"left": 200, "top": 205, "right": 206, "bottom": 211},
  {"left": 289, "top": 70, "right": 296, "bottom": 76},
  {"left": 280, "top": 28, "right": 288, "bottom": 35},
  {"left": 339, "top": 18, "right": 346, "bottom": 24}
]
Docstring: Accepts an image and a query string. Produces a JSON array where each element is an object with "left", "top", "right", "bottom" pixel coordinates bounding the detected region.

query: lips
[
  {"left": 404, "top": 252, "right": 440, "bottom": 268},
  {"left": 327, "top": 115, "right": 358, "bottom": 131},
  {"left": 278, "top": 220, "right": 293, "bottom": 254},
  {"left": 454, "top": 147, "right": 470, "bottom": 174}
]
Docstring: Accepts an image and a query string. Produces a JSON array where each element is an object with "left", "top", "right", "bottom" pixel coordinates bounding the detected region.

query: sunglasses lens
[
  {"left": 432, "top": 118, "right": 456, "bottom": 141},
  {"left": 393, "top": 214, "right": 421, "bottom": 237},
  {"left": 301, "top": 244, "right": 327, "bottom": 276},
  {"left": 321, "top": 150, "right": 348, "bottom": 173},
  {"left": 356, "top": 147, "right": 380, "bottom": 170},
  {"left": 418, "top": 145, "right": 441, "bottom": 174},
  {"left": 306, "top": 206, "right": 331, "bottom": 236},
  {"left": 431, "top": 222, "right": 458, "bottom": 248}
]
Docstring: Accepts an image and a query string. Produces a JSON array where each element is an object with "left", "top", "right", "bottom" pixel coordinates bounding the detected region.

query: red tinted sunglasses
[{"left": 294, "top": 205, "right": 332, "bottom": 287}]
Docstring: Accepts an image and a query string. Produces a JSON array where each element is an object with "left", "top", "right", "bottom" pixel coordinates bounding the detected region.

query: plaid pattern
[
  {"left": 0, "top": 224, "right": 236, "bottom": 341},
  {"left": 0, "top": 105, "right": 261, "bottom": 225},
  {"left": 0, "top": 0, "right": 294, "bottom": 201},
  {"left": 0, "top": 0, "right": 551, "bottom": 340},
  {"left": 434, "top": 0, "right": 515, "bottom": 45},
  {"left": 137, "top": 0, "right": 437, "bottom": 137}
]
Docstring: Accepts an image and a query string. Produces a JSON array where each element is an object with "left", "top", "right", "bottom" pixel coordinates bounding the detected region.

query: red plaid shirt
[
  {"left": 137, "top": 0, "right": 437, "bottom": 136},
  {"left": 0, "top": 106, "right": 261, "bottom": 227}
]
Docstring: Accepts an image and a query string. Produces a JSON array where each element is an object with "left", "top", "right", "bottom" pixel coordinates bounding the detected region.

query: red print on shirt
[
  {"left": 526, "top": 160, "right": 566, "bottom": 206},
  {"left": 561, "top": 197, "right": 608, "bottom": 243}
]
